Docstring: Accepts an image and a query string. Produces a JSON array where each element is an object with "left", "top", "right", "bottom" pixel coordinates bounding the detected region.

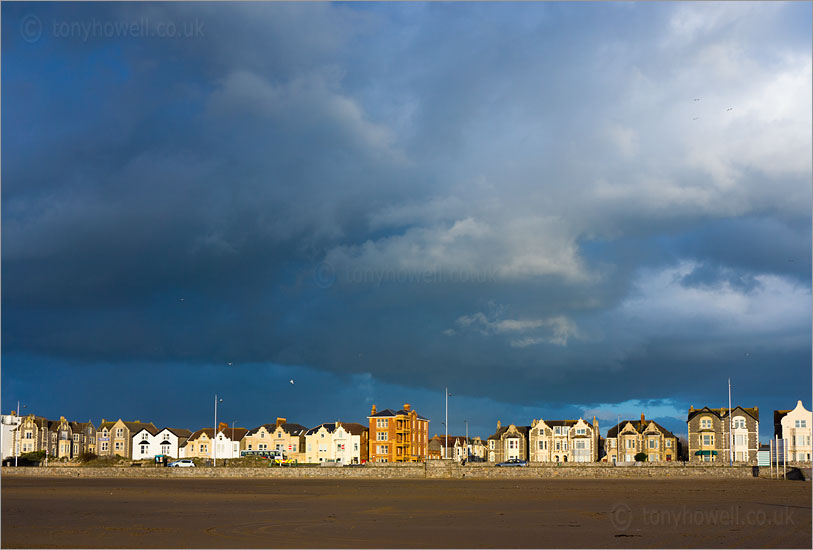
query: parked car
[
  {"left": 168, "top": 459, "right": 196, "bottom": 468},
  {"left": 495, "top": 458, "right": 528, "bottom": 467}
]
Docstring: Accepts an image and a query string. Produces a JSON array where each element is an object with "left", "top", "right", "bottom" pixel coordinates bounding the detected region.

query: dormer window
[{"left": 700, "top": 418, "right": 712, "bottom": 429}]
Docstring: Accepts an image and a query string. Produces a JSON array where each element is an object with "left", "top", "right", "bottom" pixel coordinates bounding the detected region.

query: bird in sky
[
  {"left": 227, "top": 362, "right": 233, "bottom": 366},
  {"left": 290, "top": 379, "right": 295, "bottom": 385},
  {"left": 693, "top": 117, "right": 700, "bottom": 120},
  {"left": 179, "top": 298, "right": 185, "bottom": 303},
  {"left": 694, "top": 98, "right": 700, "bottom": 101},
  {"left": 726, "top": 107, "right": 733, "bottom": 111}
]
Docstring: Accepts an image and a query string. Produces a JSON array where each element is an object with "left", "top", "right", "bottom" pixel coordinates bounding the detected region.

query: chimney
[
  {"left": 403, "top": 403, "right": 410, "bottom": 411},
  {"left": 497, "top": 420, "right": 501, "bottom": 429},
  {"left": 641, "top": 413, "right": 645, "bottom": 424},
  {"left": 102, "top": 419, "right": 106, "bottom": 424},
  {"left": 276, "top": 417, "right": 287, "bottom": 428},
  {"left": 371, "top": 405, "right": 377, "bottom": 415}
]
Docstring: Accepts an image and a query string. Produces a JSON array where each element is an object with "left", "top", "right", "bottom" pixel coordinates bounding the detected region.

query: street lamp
[
  {"left": 464, "top": 420, "right": 469, "bottom": 461},
  {"left": 14, "top": 402, "right": 28, "bottom": 467},
  {"left": 213, "top": 395, "right": 223, "bottom": 467}
]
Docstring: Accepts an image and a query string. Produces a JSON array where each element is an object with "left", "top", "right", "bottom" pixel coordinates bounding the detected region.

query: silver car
[{"left": 168, "top": 459, "right": 196, "bottom": 468}]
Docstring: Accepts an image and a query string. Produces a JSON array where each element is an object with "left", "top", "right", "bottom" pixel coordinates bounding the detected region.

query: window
[
  {"left": 260, "top": 432, "right": 265, "bottom": 438},
  {"left": 101, "top": 442, "right": 109, "bottom": 451},
  {"left": 292, "top": 444, "right": 297, "bottom": 452},
  {"left": 554, "top": 426, "right": 563, "bottom": 435},
  {"left": 700, "top": 418, "right": 712, "bottom": 429},
  {"left": 320, "top": 433, "right": 325, "bottom": 439},
  {"left": 116, "top": 428, "right": 123, "bottom": 437},
  {"left": 307, "top": 443, "right": 312, "bottom": 452},
  {"left": 733, "top": 417, "right": 746, "bottom": 429},
  {"left": 538, "top": 441, "right": 546, "bottom": 450},
  {"left": 354, "top": 443, "right": 359, "bottom": 451},
  {"left": 201, "top": 444, "right": 208, "bottom": 452},
  {"left": 575, "top": 440, "right": 585, "bottom": 450},
  {"left": 25, "top": 431, "right": 33, "bottom": 439},
  {"left": 377, "top": 432, "right": 387, "bottom": 441},
  {"left": 115, "top": 442, "right": 122, "bottom": 450},
  {"left": 626, "top": 439, "right": 635, "bottom": 449},
  {"left": 538, "top": 428, "right": 545, "bottom": 436},
  {"left": 576, "top": 428, "right": 586, "bottom": 435},
  {"left": 376, "top": 419, "right": 389, "bottom": 428},
  {"left": 735, "top": 435, "right": 745, "bottom": 446},
  {"left": 73, "top": 434, "right": 80, "bottom": 442},
  {"left": 702, "top": 434, "right": 714, "bottom": 446},
  {"left": 489, "top": 440, "right": 495, "bottom": 450},
  {"left": 666, "top": 440, "right": 672, "bottom": 448},
  {"left": 648, "top": 439, "right": 658, "bottom": 449},
  {"left": 555, "top": 441, "right": 561, "bottom": 451},
  {"left": 795, "top": 420, "right": 807, "bottom": 428},
  {"left": 508, "top": 439, "right": 518, "bottom": 450},
  {"left": 140, "top": 443, "right": 149, "bottom": 453}
]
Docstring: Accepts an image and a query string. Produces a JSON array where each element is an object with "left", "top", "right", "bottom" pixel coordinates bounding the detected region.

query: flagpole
[{"left": 728, "top": 378, "right": 733, "bottom": 466}]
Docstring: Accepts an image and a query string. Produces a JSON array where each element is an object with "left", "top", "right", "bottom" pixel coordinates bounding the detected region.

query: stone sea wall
[{"left": 2, "top": 461, "right": 758, "bottom": 479}]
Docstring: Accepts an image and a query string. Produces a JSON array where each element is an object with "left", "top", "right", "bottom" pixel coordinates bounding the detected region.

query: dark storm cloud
[{"left": 2, "top": 2, "right": 810, "bottom": 432}]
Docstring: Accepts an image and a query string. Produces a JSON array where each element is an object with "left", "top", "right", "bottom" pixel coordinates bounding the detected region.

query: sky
[{"left": 2, "top": 2, "right": 811, "bottom": 443}]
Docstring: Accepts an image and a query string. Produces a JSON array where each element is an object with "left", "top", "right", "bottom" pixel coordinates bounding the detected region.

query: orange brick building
[{"left": 367, "top": 404, "right": 429, "bottom": 462}]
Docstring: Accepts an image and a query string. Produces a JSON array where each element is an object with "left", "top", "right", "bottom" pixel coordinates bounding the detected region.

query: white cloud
[{"left": 451, "top": 310, "right": 581, "bottom": 348}]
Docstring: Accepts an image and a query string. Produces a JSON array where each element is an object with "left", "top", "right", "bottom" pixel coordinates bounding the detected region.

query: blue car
[{"left": 495, "top": 458, "right": 528, "bottom": 467}]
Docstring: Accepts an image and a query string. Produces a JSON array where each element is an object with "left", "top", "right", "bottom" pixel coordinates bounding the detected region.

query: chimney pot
[
  {"left": 497, "top": 420, "right": 501, "bottom": 429},
  {"left": 371, "top": 405, "right": 377, "bottom": 415},
  {"left": 404, "top": 403, "right": 410, "bottom": 411},
  {"left": 641, "top": 412, "right": 645, "bottom": 424}
]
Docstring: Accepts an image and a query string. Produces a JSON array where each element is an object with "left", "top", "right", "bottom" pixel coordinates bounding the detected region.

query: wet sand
[{"left": 2, "top": 477, "right": 810, "bottom": 548}]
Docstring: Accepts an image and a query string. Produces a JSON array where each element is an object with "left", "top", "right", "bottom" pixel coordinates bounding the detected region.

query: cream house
[
  {"left": 774, "top": 401, "right": 812, "bottom": 463},
  {"left": 304, "top": 422, "right": 368, "bottom": 464},
  {"left": 269, "top": 418, "right": 307, "bottom": 463},
  {"left": 529, "top": 417, "right": 600, "bottom": 463},
  {"left": 606, "top": 413, "right": 679, "bottom": 463}
]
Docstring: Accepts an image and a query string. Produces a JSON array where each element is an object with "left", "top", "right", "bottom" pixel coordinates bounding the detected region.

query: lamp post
[
  {"left": 464, "top": 420, "right": 469, "bottom": 461},
  {"left": 14, "top": 403, "right": 27, "bottom": 467},
  {"left": 213, "top": 395, "right": 222, "bottom": 467}
]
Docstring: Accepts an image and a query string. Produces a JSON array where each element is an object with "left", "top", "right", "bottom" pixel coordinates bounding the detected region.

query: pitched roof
[
  {"left": 276, "top": 423, "right": 307, "bottom": 436},
  {"left": 687, "top": 406, "right": 759, "bottom": 422},
  {"left": 339, "top": 422, "right": 368, "bottom": 436},
  {"left": 188, "top": 428, "right": 216, "bottom": 440},
  {"left": 221, "top": 427, "right": 248, "bottom": 441},
  {"left": 306, "top": 423, "right": 337, "bottom": 435},
  {"left": 606, "top": 420, "right": 678, "bottom": 439},
  {"left": 246, "top": 423, "right": 277, "bottom": 437},
  {"left": 368, "top": 408, "right": 429, "bottom": 420},
  {"left": 162, "top": 427, "right": 192, "bottom": 438},
  {"left": 488, "top": 425, "right": 530, "bottom": 440},
  {"left": 370, "top": 408, "right": 398, "bottom": 418},
  {"left": 124, "top": 421, "right": 158, "bottom": 434}
]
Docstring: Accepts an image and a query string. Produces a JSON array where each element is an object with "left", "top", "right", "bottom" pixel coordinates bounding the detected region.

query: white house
[
  {"left": 775, "top": 401, "right": 812, "bottom": 463},
  {"left": 305, "top": 422, "right": 368, "bottom": 464},
  {"left": 213, "top": 427, "right": 247, "bottom": 460},
  {"left": 1, "top": 413, "right": 22, "bottom": 461},
  {"left": 131, "top": 427, "right": 193, "bottom": 460}
]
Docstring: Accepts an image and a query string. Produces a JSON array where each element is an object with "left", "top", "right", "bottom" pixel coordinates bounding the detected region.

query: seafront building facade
[
  {"left": 774, "top": 401, "right": 812, "bottom": 463},
  {"left": 528, "top": 417, "right": 600, "bottom": 463},
  {"left": 604, "top": 414, "right": 679, "bottom": 463},
  {"left": 367, "top": 404, "right": 429, "bottom": 462},
  {"left": 687, "top": 406, "right": 759, "bottom": 463}
]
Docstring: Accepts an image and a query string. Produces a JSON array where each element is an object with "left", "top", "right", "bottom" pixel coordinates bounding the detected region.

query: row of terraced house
[{"left": 2, "top": 401, "right": 811, "bottom": 465}]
